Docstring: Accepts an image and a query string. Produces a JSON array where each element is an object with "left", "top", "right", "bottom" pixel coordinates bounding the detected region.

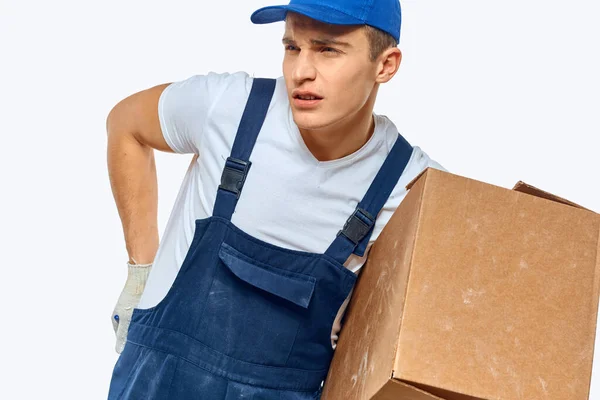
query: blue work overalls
[{"left": 107, "top": 78, "right": 413, "bottom": 399}]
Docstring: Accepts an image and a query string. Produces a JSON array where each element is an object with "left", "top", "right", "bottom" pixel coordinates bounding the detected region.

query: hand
[{"left": 111, "top": 261, "right": 152, "bottom": 354}]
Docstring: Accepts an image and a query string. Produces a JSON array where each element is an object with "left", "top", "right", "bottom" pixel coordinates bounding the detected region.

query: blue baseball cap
[{"left": 250, "top": 0, "right": 402, "bottom": 43}]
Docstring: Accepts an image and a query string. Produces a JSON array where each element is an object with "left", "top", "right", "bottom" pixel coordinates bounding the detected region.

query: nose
[{"left": 292, "top": 51, "right": 317, "bottom": 84}]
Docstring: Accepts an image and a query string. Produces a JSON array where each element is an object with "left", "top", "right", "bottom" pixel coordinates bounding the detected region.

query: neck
[{"left": 299, "top": 90, "right": 377, "bottom": 162}]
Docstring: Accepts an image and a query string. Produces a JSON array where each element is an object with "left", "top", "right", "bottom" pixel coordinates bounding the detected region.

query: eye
[
  {"left": 321, "top": 47, "right": 339, "bottom": 54},
  {"left": 284, "top": 45, "right": 298, "bottom": 51}
]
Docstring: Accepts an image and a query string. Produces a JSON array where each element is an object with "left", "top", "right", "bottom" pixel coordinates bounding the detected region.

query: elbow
[
  {"left": 106, "top": 100, "right": 135, "bottom": 141},
  {"left": 105, "top": 106, "right": 116, "bottom": 136},
  {"left": 106, "top": 102, "right": 123, "bottom": 137}
]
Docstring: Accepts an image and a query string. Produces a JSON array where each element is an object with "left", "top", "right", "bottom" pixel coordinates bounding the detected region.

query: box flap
[
  {"left": 373, "top": 378, "right": 445, "bottom": 400},
  {"left": 512, "top": 181, "right": 594, "bottom": 213},
  {"left": 393, "top": 375, "right": 486, "bottom": 400}
]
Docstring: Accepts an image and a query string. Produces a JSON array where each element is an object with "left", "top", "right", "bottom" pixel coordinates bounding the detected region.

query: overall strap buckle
[
  {"left": 337, "top": 207, "right": 375, "bottom": 245},
  {"left": 219, "top": 157, "right": 252, "bottom": 199}
]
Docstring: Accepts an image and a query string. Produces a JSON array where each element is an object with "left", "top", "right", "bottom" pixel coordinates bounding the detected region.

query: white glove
[{"left": 111, "top": 261, "right": 152, "bottom": 354}]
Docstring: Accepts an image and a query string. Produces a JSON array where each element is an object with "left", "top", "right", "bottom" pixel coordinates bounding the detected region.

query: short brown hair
[{"left": 363, "top": 25, "right": 398, "bottom": 62}]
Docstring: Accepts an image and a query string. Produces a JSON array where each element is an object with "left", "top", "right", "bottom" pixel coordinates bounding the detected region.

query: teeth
[{"left": 299, "top": 95, "right": 316, "bottom": 100}]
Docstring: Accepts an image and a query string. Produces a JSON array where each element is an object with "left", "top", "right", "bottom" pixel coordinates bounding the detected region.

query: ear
[{"left": 375, "top": 48, "right": 402, "bottom": 84}]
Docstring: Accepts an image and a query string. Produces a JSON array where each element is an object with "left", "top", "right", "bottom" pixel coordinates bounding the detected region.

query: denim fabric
[
  {"left": 107, "top": 78, "right": 412, "bottom": 399},
  {"left": 108, "top": 215, "right": 348, "bottom": 399}
]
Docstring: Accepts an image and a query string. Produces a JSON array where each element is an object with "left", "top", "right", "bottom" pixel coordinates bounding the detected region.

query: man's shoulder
[
  {"left": 407, "top": 145, "right": 446, "bottom": 174},
  {"left": 174, "top": 72, "right": 286, "bottom": 111},
  {"left": 373, "top": 114, "right": 446, "bottom": 174},
  {"left": 170, "top": 71, "right": 253, "bottom": 98},
  {"left": 174, "top": 71, "right": 283, "bottom": 92}
]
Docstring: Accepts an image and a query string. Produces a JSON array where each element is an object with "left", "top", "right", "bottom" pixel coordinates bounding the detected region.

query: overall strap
[
  {"left": 213, "top": 77, "right": 277, "bottom": 220},
  {"left": 324, "top": 133, "right": 413, "bottom": 265}
]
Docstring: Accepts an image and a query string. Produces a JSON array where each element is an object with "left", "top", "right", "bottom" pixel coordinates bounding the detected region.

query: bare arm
[{"left": 106, "top": 83, "right": 173, "bottom": 264}]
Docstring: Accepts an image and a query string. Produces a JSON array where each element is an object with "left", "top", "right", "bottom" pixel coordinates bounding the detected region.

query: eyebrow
[{"left": 281, "top": 37, "right": 352, "bottom": 48}]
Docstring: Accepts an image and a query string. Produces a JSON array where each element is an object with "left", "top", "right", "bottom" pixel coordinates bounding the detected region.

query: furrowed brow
[
  {"left": 281, "top": 37, "right": 351, "bottom": 48},
  {"left": 310, "top": 38, "right": 351, "bottom": 48}
]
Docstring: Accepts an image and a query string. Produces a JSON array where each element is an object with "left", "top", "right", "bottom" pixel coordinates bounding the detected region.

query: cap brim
[{"left": 250, "top": 4, "right": 364, "bottom": 26}]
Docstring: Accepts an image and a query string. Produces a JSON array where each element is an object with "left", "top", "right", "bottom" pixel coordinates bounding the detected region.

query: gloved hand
[{"left": 111, "top": 261, "right": 152, "bottom": 354}]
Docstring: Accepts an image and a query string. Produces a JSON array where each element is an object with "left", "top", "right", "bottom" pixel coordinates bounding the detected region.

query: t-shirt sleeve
[
  {"left": 158, "top": 71, "right": 251, "bottom": 154},
  {"left": 400, "top": 146, "right": 446, "bottom": 185},
  {"left": 426, "top": 156, "right": 447, "bottom": 172}
]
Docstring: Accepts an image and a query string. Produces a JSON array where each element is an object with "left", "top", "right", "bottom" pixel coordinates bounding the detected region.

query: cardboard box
[{"left": 322, "top": 168, "right": 600, "bottom": 400}]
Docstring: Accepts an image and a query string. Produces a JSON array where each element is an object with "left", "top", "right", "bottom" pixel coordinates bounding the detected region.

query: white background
[{"left": 1, "top": 0, "right": 599, "bottom": 398}]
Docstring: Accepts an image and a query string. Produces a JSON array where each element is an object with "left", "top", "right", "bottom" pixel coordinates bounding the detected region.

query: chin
[{"left": 291, "top": 110, "right": 331, "bottom": 131}]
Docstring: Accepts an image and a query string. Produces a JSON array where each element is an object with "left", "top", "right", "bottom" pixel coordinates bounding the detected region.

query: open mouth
[
  {"left": 292, "top": 92, "right": 323, "bottom": 108},
  {"left": 293, "top": 94, "right": 323, "bottom": 100}
]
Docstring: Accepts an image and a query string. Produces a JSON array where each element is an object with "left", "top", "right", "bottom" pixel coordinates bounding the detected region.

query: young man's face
[{"left": 282, "top": 12, "right": 381, "bottom": 132}]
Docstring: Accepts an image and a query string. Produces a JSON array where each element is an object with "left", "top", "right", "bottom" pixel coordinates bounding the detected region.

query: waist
[{"left": 127, "top": 321, "right": 327, "bottom": 391}]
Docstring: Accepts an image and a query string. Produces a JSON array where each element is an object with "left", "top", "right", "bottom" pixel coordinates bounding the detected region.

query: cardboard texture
[{"left": 322, "top": 168, "right": 600, "bottom": 400}]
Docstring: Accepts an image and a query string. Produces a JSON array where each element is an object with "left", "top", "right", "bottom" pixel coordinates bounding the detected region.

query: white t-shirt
[{"left": 136, "top": 71, "right": 446, "bottom": 349}]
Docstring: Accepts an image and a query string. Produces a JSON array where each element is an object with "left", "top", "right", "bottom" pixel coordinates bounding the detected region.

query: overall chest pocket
[{"left": 199, "top": 242, "right": 317, "bottom": 366}]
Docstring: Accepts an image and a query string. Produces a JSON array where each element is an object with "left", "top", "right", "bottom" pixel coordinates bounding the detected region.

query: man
[{"left": 107, "top": 0, "right": 444, "bottom": 398}]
